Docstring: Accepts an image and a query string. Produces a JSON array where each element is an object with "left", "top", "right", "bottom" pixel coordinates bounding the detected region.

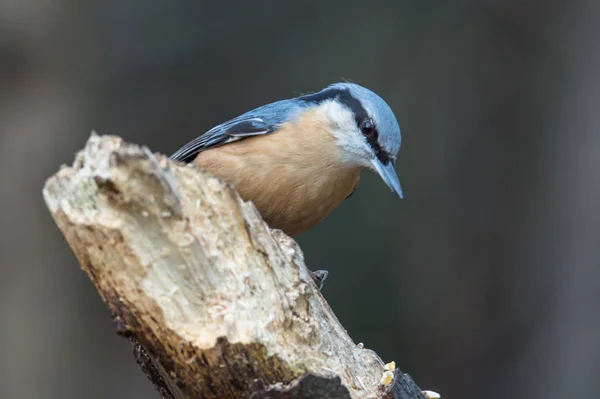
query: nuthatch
[{"left": 171, "top": 82, "right": 402, "bottom": 237}]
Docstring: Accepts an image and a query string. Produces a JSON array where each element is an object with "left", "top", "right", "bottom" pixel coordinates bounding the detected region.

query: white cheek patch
[{"left": 314, "top": 100, "right": 373, "bottom": 167}]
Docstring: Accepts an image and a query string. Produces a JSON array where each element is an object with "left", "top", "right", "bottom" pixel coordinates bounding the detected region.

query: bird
[{"left": 170, "top": 82, "right": 403, "bottom": 237}]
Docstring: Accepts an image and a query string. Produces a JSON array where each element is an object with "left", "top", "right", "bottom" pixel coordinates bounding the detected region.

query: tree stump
[{"left": 42, "top": 134, "right": 426, "bottom": 399}]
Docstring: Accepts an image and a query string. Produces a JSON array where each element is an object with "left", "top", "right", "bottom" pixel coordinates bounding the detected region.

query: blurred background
[{"left": 2, "top": 1, "right": 600, "bottom": 398}]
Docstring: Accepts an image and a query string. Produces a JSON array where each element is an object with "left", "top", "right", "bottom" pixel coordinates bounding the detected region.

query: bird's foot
[
  {"left": 269, "top": 228, "right": 327, "bottom": 289},
  {"left": 309, "top": 269, "right": 328, "bottom": 290}
]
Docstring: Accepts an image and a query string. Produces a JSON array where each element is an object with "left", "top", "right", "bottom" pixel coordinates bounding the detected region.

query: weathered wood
[{"left": 42, "top": 134, "right": 425, "bottom": 399}]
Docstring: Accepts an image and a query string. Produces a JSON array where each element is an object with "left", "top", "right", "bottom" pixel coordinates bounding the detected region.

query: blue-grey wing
[
  {"left": 169, "top": 117, "right": 273, "bottom": 163},
  {"left": 170, "top": 100, "right": 302, "bottom": 163}
]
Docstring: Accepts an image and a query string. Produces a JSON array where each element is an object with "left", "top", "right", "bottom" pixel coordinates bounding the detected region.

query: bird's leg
[
  {"left": 269, "top": 228, "right": 329, "bottom": 290},
  {"left": 309, "top": 269, "right": 328, "bottom": 290}
]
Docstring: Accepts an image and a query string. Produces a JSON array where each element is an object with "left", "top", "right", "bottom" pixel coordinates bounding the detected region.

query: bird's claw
[{"left": 309, "top": 269, "right": 328, "bottom": 290}]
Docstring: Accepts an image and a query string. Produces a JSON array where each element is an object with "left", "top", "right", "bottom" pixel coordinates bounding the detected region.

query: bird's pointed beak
[{"left": 371, "top": 159, "right": 403, "bottom": 199}]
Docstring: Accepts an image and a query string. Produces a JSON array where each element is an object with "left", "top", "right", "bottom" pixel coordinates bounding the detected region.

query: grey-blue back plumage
[
  {"left": 170, "top": 82, "right": 401, "bottom": 163},
  {"left": 170, "top": 99, "right": 303, "bottom": 162}
]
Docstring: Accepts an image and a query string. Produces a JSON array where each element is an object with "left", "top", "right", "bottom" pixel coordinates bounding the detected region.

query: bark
[{"left": 42, "top": 134, "right": 425, "bottom": 399}]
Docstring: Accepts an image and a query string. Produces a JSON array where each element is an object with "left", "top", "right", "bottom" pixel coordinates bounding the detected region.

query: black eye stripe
[
  {"left": 301, "top": 88, "right": 367, "bottom": 125},
  {"left": 300, "top": 88, "right": 392, "bottom": 165}
]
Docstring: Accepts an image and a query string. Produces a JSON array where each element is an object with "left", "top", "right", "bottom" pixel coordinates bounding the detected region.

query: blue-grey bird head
[{"left": 298, "top": 82, "right": 403, "bottom": 198}]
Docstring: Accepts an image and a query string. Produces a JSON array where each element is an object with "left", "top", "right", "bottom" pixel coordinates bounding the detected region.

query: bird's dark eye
[{"left": 360, "top": 118, "right": 375, "bottom": 136}]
